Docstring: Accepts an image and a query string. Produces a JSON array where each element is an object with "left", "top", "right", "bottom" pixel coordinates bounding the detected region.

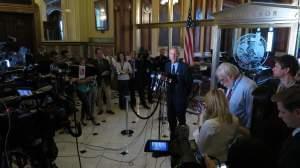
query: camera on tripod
[{"left": 0, "top": 67, "right": 82, "bottom": 167}]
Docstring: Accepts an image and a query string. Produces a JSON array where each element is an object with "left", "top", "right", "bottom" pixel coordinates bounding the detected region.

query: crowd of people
[
  {"left": 194, "top": 55, "right": 300, "bottom": 168},
  {"left": 40, "top": 47, "right": 300, "bottom": 168},
  {"left": 40, "top": 48, "right": 170, "bottom": 126}
]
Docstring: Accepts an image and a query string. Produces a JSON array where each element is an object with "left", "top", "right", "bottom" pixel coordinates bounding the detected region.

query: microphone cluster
[{"left": 150, "top": 72, "right": 177, "bottom": 92}]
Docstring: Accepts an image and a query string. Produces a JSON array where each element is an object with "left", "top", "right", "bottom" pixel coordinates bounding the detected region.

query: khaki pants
[{"left": 97, "top": 82, "right": 112, "bottom": 111}]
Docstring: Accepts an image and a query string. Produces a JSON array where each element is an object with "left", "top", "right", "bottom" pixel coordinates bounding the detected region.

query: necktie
[
  {"left": 227, "top": 88, "right": 232, "bottom": 101},
  {"left": 171, "top": 64, "right": 175, "bottom": 74}
]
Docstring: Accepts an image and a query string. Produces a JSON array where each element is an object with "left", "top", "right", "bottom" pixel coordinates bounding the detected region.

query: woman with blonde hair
[{"left": 193, "top": 89, "right": 241, "bottom": 162}]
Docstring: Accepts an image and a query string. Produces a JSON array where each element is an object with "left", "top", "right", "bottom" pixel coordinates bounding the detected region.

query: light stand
[{"left": 121, "top": 96, "right": 134, "bottom": 136}]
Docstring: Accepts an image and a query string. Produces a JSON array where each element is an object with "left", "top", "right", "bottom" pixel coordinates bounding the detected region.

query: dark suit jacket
[
  {"left": 278, "top": 132, "right": 300, "bottom": 168},
  {"left": 94, "top": 58, "right": 111, "bottom": 85},
  {"left": 154, "top": 55, "right": 169, "bottom": 72},
  {"left": 165, "top": 61, "right": 192, "bottom": 105}
]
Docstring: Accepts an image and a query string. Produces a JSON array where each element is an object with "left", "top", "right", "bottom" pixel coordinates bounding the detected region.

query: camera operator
[{"left": 165, "top": 47, "right": 192, "bottom": 141}]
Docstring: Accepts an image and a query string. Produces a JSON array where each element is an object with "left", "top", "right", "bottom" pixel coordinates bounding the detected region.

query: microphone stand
[{"left": 158, "top": 81, "right": 168, "bottom": 139}]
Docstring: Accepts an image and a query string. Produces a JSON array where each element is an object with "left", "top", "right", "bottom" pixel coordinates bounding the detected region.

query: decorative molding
[
  {"left": 137, "top": 2, "right": 300, "bottom": 29},
  {"left": 88, "top": 37, "right": 114, "bottom": 43},
  {"left": 0, "top": 3, "right": 34, "bottom": 13},
  {"left": 214, "top": 2, "right": 300, "bottom": 25},
  {"left": 40, "top": 41, "right": 114, "bottom": 58},
  {"left": 136, "top": 20, "right": 214, "bottom": 29},
  {"left": 41, "top": 41, "right": 87, "bottom": 45}
]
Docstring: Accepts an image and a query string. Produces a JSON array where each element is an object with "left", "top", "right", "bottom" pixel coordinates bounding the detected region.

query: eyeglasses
[{"left": 218, "top": 77, "right": 226, "bottom": 83}]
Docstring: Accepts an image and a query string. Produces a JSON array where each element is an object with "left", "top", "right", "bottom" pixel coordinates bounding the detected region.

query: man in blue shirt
[{"left": 216, "top": 62, "right": 257, "bottom": 128}]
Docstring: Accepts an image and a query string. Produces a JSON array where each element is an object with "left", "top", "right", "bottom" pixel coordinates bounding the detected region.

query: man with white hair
[{"left": 216, "top": 62, "right": 257, "bottom": 128}]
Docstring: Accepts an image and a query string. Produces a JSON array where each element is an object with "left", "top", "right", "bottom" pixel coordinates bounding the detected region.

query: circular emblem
[{"left": 234, "top": 33, "right": 268, "bottom": 71}]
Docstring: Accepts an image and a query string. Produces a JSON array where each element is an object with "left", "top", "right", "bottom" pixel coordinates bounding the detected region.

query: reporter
[
  {"left": 193, "top": 89, "right": 244, "bottom": 162},
  {"left": 272, "top": 86, "right": 300, "bottom": 168},
  {"left": 115, "top": 52, "right": 132, "bottom": 109},
  {"left": 216, "top": 62, "right": 257, "bottom": 128}
]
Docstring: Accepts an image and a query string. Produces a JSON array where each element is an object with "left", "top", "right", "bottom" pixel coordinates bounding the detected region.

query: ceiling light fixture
[{"left": 160, "top": 0, "right": 179, "bottom": 5}]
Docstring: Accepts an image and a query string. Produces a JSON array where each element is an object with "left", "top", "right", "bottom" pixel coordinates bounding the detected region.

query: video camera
[
  {"left": 0, "top": 68, "right": 81, "bottom": 167},
  {"left": 49, "top": 63, "right": 97, "bottom": 78}
]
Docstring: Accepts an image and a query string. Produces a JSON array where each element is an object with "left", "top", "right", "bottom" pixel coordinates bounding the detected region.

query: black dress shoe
[
  {"left": 81, "top": 120, "right": 87, "bottom": 126},
  {"left": 92, "top": 120, "right": 100, "bottom": 126},
  {"left": 106, "top": 110, "right": 115, "bottom": 114},
  {"left": 97, "top": 110, "right": 103, "bottom": 115}
]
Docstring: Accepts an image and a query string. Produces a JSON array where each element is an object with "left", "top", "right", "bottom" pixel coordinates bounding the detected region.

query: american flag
[{"left": 184, "top": 6, "right": 194, "bottom": 66}]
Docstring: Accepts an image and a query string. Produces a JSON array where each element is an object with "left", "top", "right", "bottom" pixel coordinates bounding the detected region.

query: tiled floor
[{"left": 54, "top": 93, "right": 200, "bottom": 168}]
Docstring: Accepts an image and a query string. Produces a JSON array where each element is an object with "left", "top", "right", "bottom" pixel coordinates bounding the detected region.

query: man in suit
[
  {"left": 135, "top": 52, "right": 151, "bottom": 109},
  {"left": 165, "top": 47, "right": 192, "bottom": 140},
  {"left": 272, "top": 85, "right": 300, "bottom": 168}
]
